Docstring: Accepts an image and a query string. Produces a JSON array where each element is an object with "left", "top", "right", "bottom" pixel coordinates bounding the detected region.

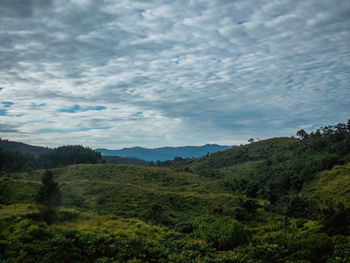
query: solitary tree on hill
[
  {"left": 35, "top": 170, "right": 61, "bottom": 225},
  {"left": 296, "top": 129, "right": 308, "bottom": 140}
]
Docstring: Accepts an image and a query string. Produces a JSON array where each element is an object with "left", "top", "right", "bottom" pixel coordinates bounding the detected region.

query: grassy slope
[
  {"left": 303, "top": 163, "right": 350, "bottom": 207},
  {"left": 1, "top": 164, "right": 240, "bottom": 226},
  {"left": 190, "top": 137, "right": 350, "bottom": 200},
  {"left": 1, "top": 134, "right": 349, "bottom": 262},
  {"left": 188, "top": 138, "right": 300, "bottom": 207},
  {"left": 0, "top": 160, "right": 327, "bottom": 235},
  {"left": 0, "top": 204, "right": 168, "bottom": 240},
  {"left": 2, "top": 136, "right": 349, "bottom": 220},
  {"left": 191, "top": 137, "right": 296, "bottom": 171},
  {"left": 2, "top": 136, "right": 349, "bottom": 221}
]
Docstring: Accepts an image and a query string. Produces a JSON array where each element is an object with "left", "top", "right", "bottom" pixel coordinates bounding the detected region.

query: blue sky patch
[
  {"left": 59, "top": 105, "right": 81, "bottom": 113},
  {"left": 2, "top": 101, "right": 13, "bottom": 108},
  {"left": 58, "top": 105, "right": 107, "bottom": 113},
  {"left": 93, "top": 106, "right": 107, "bottom": 111},
  {"left": 38, "top": 126, "right": 112, "bottom": 133},
  {"left": 31, "top": 103, "right": 46, "bottom": 107}
]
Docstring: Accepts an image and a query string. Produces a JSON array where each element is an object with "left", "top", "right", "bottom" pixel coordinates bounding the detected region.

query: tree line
[{"left": 0, "top": 145, "right": 102, "bottom": 172}]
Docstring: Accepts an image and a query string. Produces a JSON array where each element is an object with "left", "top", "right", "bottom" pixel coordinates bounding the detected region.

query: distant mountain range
[
  {"left": 96, "top": 144, "right": 232, "bottom": 162},
  {"left": 0, "top": 138, "right": 232, "bottom": 163}
]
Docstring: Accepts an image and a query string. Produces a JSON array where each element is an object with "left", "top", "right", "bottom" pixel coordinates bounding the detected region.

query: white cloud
[{"left": 0, "top": 0, "right": 349, "bottom": 148}]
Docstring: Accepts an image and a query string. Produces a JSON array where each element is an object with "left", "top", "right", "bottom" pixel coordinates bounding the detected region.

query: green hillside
[
  {"left": 0, "top": 121, "right": 349, "bottom": 262},
  {"left": 1, "top": 164, "right": 242, "bottom": 227},
  {"left": 190, "top": 129, "right": 350, "bottom": 215},
  {"left": 303, "top": 163, "right": 350, "bottom": 207},
  {"left": 191, "top": 137, "right": 296, "bottom": 172}
]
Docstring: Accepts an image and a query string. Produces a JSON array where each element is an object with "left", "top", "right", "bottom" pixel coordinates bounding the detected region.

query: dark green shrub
[
  {"left": 321, "top": 203, "right": 350, "bottom": 235},
  {"left": 175, "top": 221, "right": 193, "bottom": 234},
  {"left": 330, "top": 235, "right": 350, "bottom": 262},
  {"left": 231, "top": 207, "right": 248, "bottom": 221},
  {"left": 288, "top": 232, "right": 333, "bottom": 263},
  {"left": 284, "top": 195, "right": 317, "bottom": 218},
  {"left": 247, "top": 243, "right": 289, "bottom": 263},
  {"left": 193, "top": 216, "right": 250, "bottom": 250},
  {"left": 57, "top": 209, "right": 80, "bottom": 222}
]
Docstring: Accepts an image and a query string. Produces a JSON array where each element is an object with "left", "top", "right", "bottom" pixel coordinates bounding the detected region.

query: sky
[{"left": 0, "top": 0, "right": 349, "bottom": 149}]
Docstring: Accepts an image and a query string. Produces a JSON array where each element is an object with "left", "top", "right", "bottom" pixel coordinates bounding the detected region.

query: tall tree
[
  {"left": 296, "top": 129, "right": 308, "bottom": 140},
  {"left": 35, "top": 170, "right": 61, "bottom": 225}
]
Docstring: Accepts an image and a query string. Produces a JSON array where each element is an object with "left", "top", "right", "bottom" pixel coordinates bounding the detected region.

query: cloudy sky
[{"left": 0, "top": 0, "right": 349, "bottom": 149}]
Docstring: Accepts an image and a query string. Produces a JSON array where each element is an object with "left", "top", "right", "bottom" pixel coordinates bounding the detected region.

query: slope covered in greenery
[
  {"left": 0, "top": 121, "right": 349, "bottom": 262},
  {"left": 303, "top": 163, "right": 350, "bottom": 208},
  {"left": 102, "top": 155, "right": 151, "bottom": 166},
  {"left": 1, "top": 164, "right": 241, "bottom": 227},
  {"left": 190, "top": 125, "right": 350, "bottom": 217}
]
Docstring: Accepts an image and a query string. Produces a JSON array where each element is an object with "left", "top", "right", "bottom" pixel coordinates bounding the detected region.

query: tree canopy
[{"left": 35, "top": 170, "right": 61, "bottom": 225}]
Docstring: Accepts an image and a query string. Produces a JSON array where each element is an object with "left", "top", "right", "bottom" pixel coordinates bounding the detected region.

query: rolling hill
[{"left": 0, "top": 120, "right": 349, "bottom": 262}]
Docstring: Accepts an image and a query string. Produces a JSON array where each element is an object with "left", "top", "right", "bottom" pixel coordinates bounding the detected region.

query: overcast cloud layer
[{"left": 0, "top": 0, "right": 349, "bottom": 148}]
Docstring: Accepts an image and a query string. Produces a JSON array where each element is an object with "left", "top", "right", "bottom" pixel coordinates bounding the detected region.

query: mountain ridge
[
  {"left": 0, "top": 138, "right": 232, "bottom": 163},
  {"left": 0, "top": 138, "right": 51, "bottom": 157},
  {"left": 96, "top": 144, "right": 233, "bottom": 161}
]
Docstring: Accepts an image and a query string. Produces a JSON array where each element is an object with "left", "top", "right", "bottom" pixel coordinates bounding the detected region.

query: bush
[
  {"left": 321, "top": 203, "right": 350, "bottom": 235},
  {"left": 284, "top": 194, "right": 317, "bottom": 218},
  {"left": 57, "top": 209, "right": 80, "bottom": 222},
  {"left": 247, "top": 243, "right": 289, "bottom": 263},
  {"left": 289, "top": 232, "right": 333, "bottom": 263},
  {"left": 330, "top": 235, "right": 350, "bottom": 262},
  {"left": 193, "top": 216, "right": 250, "bottom": 250},
  {"left": 175, "top": 221, "right": 193, "bottom": 234}
]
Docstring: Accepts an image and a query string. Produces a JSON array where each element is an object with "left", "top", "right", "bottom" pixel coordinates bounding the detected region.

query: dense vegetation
[
  {"left": 0, "top": 120, "right": 349, "bottom": 262},
  {"left": 0, "top": 144, "right": 102, "bottom": 172},
  {"left": 191, "top": 121, "right": 350, "bottom": 217},
  {"left": 37, "top": 145, "right": 102, "bottom": 168},
  {"left": 103, "top": 155, "right": 151, "bottom": 166},
  {"left": 0, "top": 147, "right": 37, "bottom": 172},
  {"left": 0, "top": 138, "right": 50, "bottom": 157}
]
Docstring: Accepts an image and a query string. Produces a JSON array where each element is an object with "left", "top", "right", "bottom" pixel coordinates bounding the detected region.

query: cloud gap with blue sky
[{"left": 0, "top": 0, "right": 349, "bottom": 148}]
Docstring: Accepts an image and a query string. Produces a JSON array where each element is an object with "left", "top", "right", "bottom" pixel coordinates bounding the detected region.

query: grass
[
  {"left": 0, "top": 177, "right": 39, "bottom": 204},
  {"left": 303, "top": 163, "right": 350, "bottom": 207},
  {"left": 191, "top": 137, "right": 296, "bottom": 172},
  {"left": 0, "top": 164, "right": 240, "bottom": 227}
]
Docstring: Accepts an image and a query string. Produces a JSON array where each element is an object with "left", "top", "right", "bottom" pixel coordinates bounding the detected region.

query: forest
[{"left": 0, "top": 121, "right": 349, "bottom": 262}]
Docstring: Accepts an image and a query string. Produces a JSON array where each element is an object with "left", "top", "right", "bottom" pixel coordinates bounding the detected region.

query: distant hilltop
[
  {"left": 0, "top": 138, "right": 51, "bottom": 157},
  {"left": 0, "top": 138, "right": 232, "bottom": 163},
  {"left": 96, "top": 144, "right": 232, "bottom": 162}
]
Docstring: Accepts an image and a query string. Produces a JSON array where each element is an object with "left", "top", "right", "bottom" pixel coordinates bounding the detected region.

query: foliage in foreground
[
  {"left": 0, "top": 214, "right": 256, "bottom": 263},
  {"left": 0, "top": 204, "right": 349, "bottom": 263}
]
